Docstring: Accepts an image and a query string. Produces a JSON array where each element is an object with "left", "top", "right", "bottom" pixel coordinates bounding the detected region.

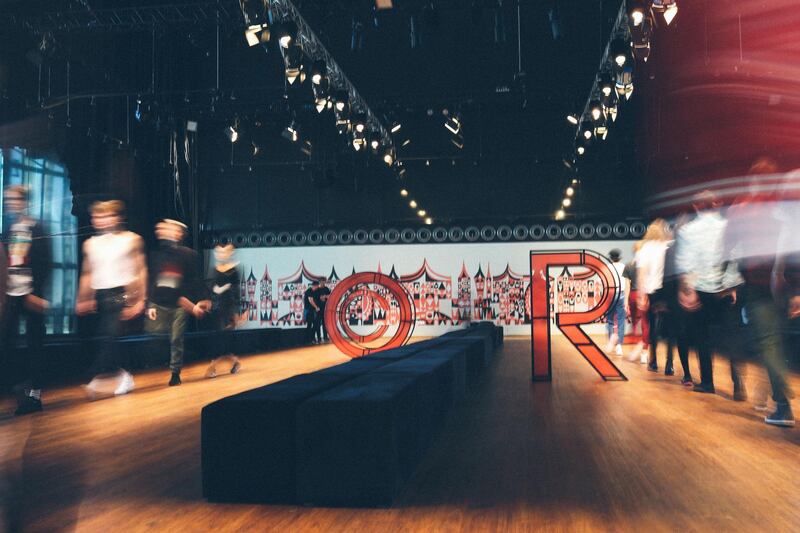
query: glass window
[{"left": 1, "top": 147, "right": 79, "bottom": 334}]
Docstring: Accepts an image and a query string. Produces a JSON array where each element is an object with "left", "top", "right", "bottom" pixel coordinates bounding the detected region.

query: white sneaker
[
  {"left": 604, "top": 333, "right": 618, "bottom": 353},
  {"left": 640, "top": 352, "right": 648, "bottom": 364},
  {"left": 113, "top": 371, "right": 135, "bottom": 396},
  {"left": 615, "top": 344, "right": 623, "bottom": 357}
]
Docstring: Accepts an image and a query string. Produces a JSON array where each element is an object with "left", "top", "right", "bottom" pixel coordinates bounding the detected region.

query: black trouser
[
  {"left": 695, "top": 290, "right": 746, "bottom": 388},
  {"left": 646, "top": 289, "right": 667, "bottom": 367},
  {"left": 90, "top": 287, "right": 126, "bottom": 375},
  {"left": 664, "top": 295, "right": 692, "bottom": 378},
  {"left": 314, "top": 306, "right": 328, "bottom": 342},
  {"left": 2, "top": 295, "right": 45, "bottom": 390},
  {"left": 305, "top": 308, "right": 317, "bottom": 341},
  {"left": 742, "top": 285, "right": 791, "bottom": 404}
]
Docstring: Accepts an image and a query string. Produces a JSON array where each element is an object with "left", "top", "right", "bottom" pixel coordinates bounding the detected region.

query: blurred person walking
[
  {"left": 624, "top": 242, "right": 647, "bottom": 360},
  {"left": 676, "top": 191, "right": 745, "bottom": 397},
  {"left": 312, "top": 278, "right": 331, "bottom": 343},
  {"left": 304, "top": 280, "right": 320, "bottom": 344},
  {"left": 634, "top": 219, "right": 671, "bottom": 370},
  {"left": 1, "top": 185, "right": 51, "bottom": 415},
  {"left": 76, "top": 200, "right": 146, "bottom": 399},
  {"left": 146, "top": 220, "right": 210, "bottom": 386},
  {"left": 205, "top": 244, "right": 243, "bottom": 378},
  {"left": 603, "top": 249, "right": 629, "bottom": 357}
]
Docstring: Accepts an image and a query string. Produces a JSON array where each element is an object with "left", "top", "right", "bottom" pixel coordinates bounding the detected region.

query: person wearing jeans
[
  {"left": 146, "top": 220, "right": 209, "bottom": 386},
  {"left": 604, "top": 249, "right": 628, "bottom": 356}
]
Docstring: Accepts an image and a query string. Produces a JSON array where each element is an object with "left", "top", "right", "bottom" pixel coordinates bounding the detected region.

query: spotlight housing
[
  {"left": 555, "top": 209, "right": 565, "bottom": 220},
  {"left": 424, "top": 217, "right": 433, "bottom": 225},
  {"left": 282, "top": 121, "right": 299, "bottom": 142},
  {"left": 277, "top": 21, "right": 297, "bottom": 49},
  {"left": 310, "top": 60, "right": 327, "bottom": 85},
  {"left": 444, "top": 113, "right": 462, "bottom": 135},
  {"left": 282, "top": 45, "right": 305, "bottom": 85},
  {"left": 409, "top": 200, "right": 418, "bottom": 208},
  {"left": 224, "top": 125, "right": 239, "bottom": 143},
  {"left": 400, "top": 188, "right": 409, "bottom": 197},
  {"left": 566, "top": 114, "right": 579, "bottom": 125},
  {"left": 610, "top": 38, "right": 630, "bottom": 68},
  {"left": 652, "top": 0, "right": 679, "bottom": 25}
]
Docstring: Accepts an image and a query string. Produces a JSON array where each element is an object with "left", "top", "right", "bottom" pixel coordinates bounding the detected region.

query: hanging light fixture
[{"left": 652, "top": 0, "right": 678, "bottom": 25}]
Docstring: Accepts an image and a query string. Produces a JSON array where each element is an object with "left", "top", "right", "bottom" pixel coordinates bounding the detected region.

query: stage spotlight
[
  {"left": 409, "top": 199, "right": 418, "bottom": 208},
  {"left": 589, "top": 100, "right": 604, "bottom": 122},
  {"left": 598, "top": 72, "right": 614, "bottom": 97},
  {"left": 333, "top": 90, "right": 349, "bottom": 113},
  {"left": 424, "top": 217, "right": 433, "bottom": 225},
  {"left": 251, "top": 141, "right": 260, "bottom": 156},
  {"left": 277, "top": 21, "right": 297, "bottom": 49},
  {"left": 351, "top": 131, "right": 366, "bottom": 151},
  {"left": 224, "top": 124, "right": 239, "bottom": 143},
  {"left": 555, "top": 209, "right": 565, "bottom": 220},
  {"left": 444, "top": 113, "right": 462, "bottom": 135},
  {"left": 627, "top": 0, "right": 647, "bottom": 27},
  {"left": 450, "top": 133, "right": 464, "bottom": 149},
  {"left": 566, "top": 114, "right": 579, "bottom": 125},
  {"left": 368, "top": 131, "right": 381, "bottom": 152},
  {"left": 580, "top": 120, "right": 594, "bottom": 140},
  {"left": 631, "top": 14, "right": 654, "bottom": 62},
  {"left": 245, "top": 23, "right": 270, "bottom": 46},
  {"left": 241, "top": 0, "right": 270, "bottom": 46},
  {"left": 282, "top": 121, "right": 299, "bottom": 142},
  {"left": 311, "top": 60, "right": 327, "bottom": 85},
  {"left": 301, "top": 140, "right": 313, "bottom": 156},
  {"left": 353, "top": 113, "right": 366, "bottom": 134},
  {"left": 383, "top": 148, "right": 395, "bottom": 166},
  {"left": 283, "top": 45, "right": 305, "bottom": 85},
  {"left": 398, "top": 167, "right": 407, "bottom": 177},
  {"left": 313, "top": 78, "right": 330, "bottom": 113},
  {"left": 391, "top": 122, "right": 402, "bottom": 133},
  {"left": 400, "top": 188, "right": 409, "bottom": 197},
  {"left": 566, "top": 186, "right": 574, "bottom": 196},
  {"left": 576, "top": 138, "right": 587, "bottom": 155},
  {"left": 615, "top": 64, "right": 634, "bottom": 100},
  {"left": 572, "top": 178, "right": 579, "bottom": 185},
  {"left": 652, "top": 0, "right": 678, "bottom": 25},
  {"left": 401, "top": 138, "right": 411, "bottom": 147},
  {"left": 610, "top": 38, "right": 630, "bottom": 68},
  {"left": 562, "top": 197, "right": 572, "bottom": 207},
  {"left": 417, "top": 209, "right": 426, "bottom": 217}
]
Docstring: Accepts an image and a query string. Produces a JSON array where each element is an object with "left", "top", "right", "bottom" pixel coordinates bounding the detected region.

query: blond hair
[
  {"left": 643, "top": 218, "right": 670, "bottom": 242},
  {"left": 5, "top": 184, "right": 29, "bottom": 200},
  {"left": 90, "top": 199, "right": 125, "bottom": 216}
]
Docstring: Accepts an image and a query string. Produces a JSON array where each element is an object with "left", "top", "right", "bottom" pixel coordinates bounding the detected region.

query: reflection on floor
[{"left": 1, "top": 337, "right": 798, "bottom": 532}]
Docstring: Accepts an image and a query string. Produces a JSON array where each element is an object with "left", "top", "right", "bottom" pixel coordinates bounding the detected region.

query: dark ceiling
[{"left": 0, "top": 0, "right": 644, "bottom": 232}]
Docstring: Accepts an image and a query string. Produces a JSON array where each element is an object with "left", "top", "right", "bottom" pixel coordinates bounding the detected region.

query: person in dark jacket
[
  {"left": 1, "top": 185, "right": 51, "bottom": 415},
  {"left": 145, "top": 219, "right": 210, "bottom": 386},
  {"left": 204, "top": 243, "right": 243, "bottom": 378}
]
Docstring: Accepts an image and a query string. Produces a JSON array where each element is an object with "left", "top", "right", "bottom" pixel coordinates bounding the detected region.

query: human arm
[
  {"left": 76, "top": 240, "right": 97, "bottom": 315},
  {"left": 121, "top": 234, "right": 147, "bottom": 320}
]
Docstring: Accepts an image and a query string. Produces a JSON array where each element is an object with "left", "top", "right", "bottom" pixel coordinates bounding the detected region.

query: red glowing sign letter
[
  {"left": 324, "top": 272, "right": 416, "bottom": 358},
  {"left": 529, "top": 250, "right": 626, "bottom": 382}
]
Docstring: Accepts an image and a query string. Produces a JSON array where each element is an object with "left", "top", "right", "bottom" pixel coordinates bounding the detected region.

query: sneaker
[
  {"left": 765, "top": 404, "right": 795, "bottom": 427},
  {"left": 640, "top": 353, "right": 648, "bottom": 364},
  {"left": 681, "top": 376, "right": 694, "bottom": 388},
  {"left": 615, "top": 344, "right": 623, "bottom": 357},
  {"left": 169, "top": 372, "right": 181, "bottom": 386},
  {"left": 15, "top": 395, "right": 43, "bottom": 416},
  {"left": 647, "top": 364, "right": 658, "bottom": 373},
  {"left": 665, "top": 367, "right": 675, "bottom": 376},
  {"left": 693, "top": 383, "right": 716, "bottom": 394},
  {"left": 754, "top": 400, "right": 770, "bottom": 412},
  {"left": 114, "top": 371, "right": 135, "bottom": 396},
  {"left": 230, "top": 361, "right": 241, "bottom": 374},
  {"left": 604, "top": 333, "right": 618, "bottom": 353}
]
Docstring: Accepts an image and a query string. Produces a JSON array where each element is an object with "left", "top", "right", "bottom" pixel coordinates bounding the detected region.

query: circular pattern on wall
[
  {"left": 513, "top": 225, "right": 529, "bottom": 241},
  {"left": 322, "top": 230, "right": 338, "bottom": 245},
  {"left": 307, "top": 231, "right": 323, "bottom": 246},
  {"left": 369, "top": 229, "right": 384, "bottom": 244},
  {"left": 496, "top": 225, "right": 513, "bottom": 241},
  {"left": 385, "top": 228, "right": 401, "bottom": 244},
  {"left": 400, "top": 228, "right": 416, "bottom": 243},
  {"left": 529, "top": 225, "right": 546, "bottom": 240},
  {"left": 291, "top": 231, "right": 307, "bottom": 246},
  {"left": 579, "top": 223, "right": 595, "bottom": 240},
  {"left": 562, "top": 224, "right": 579, "bottom": 240},
  {"left": 464, "top": 226, "right": 480, "bottom": 242},
  {"left": 630, "top": 221, "right": 647, "bottom": 238},
  {"left": 432, "top": 227, "right": 449, "bottom": 242},
  {"left": 324, "top": 272, "right": 416, "bottom": 358},
  {"left": 480, "top": 225, "right": 496, "bottom": 242},
  {"left": 277, "top": 232, "right": 292, "bottom": 246},
  {"left": 545, "top": 224, "right": 562, "bottom": 240},
  {"left": 338, "top": 229, "right": 354, "bottom": 245},
  {"left": 416, "top": 227, "right": 432, "bottom": 243},
  {"left": 596, "top": 223, "right": 613, "bottom": 239},
  {"left": 353, "top": 229, "right": 369, "bottom": 245},
  {"left": 613, "top": 222, "right": 629, "bottom": 238},
  {"left": 448, "top": 226, "right": 465, "bottom": 242},
  {"left": 247, "top": 232, "right": 262, "bottom": 247}
]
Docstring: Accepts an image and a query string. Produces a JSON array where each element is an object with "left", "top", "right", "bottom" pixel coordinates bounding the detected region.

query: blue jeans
[{"left": 606, "top": 295, "right": 627, "bottom": 342}]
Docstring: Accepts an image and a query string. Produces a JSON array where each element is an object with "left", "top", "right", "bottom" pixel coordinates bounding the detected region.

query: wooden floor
[{"left": 1, "top": 337, "right": 798, "bottom": 532}]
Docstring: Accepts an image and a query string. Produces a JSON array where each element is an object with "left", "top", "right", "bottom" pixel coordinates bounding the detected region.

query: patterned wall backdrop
[{"left": 204, "top": 237, "right": 637, "bottom": 336}]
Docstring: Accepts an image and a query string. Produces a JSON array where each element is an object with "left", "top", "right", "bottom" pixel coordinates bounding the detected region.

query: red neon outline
[
  {"left": 530, "top": 250, "right": 626, "bottom": 382},
  {"left": 324, "top": 272, "right": 416, "bottom": 358}
]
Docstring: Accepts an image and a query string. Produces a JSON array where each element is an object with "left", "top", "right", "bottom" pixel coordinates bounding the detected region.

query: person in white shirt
[
  {"left": 604, "top": 249, "right": 629, "bottom": 357},
  {"left": 675, "top": 191, "right": 745, "bottom": 396},
  {"left": 76, "top": 200, "right": 147, "bottom": 399}
]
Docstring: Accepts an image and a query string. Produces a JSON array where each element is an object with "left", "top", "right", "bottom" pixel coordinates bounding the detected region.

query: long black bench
[{"left": 201, "top": 324, "right": 502, "bottom": 506}]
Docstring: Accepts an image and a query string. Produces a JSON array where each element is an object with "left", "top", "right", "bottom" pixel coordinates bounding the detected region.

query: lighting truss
[{"left": 269, "top": 0, "right": 392, "bottom": 148}]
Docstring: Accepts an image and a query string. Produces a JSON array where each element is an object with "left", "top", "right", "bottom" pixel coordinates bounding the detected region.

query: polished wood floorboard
[{"left": 1, "top": 337, "right": 798, "bottom": 532}]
